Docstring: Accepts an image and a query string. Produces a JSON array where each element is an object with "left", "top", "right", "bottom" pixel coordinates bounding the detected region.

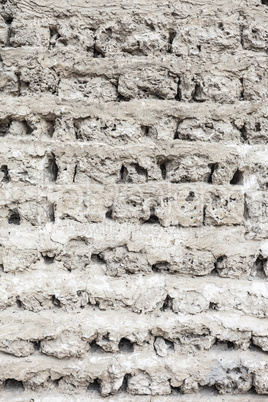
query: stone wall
[{"left": 0, "top": 0, "right": 268, "bottom": 400}]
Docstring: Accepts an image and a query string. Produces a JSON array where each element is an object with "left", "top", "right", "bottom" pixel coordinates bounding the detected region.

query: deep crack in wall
[{"left": 0, "top": 0, "right": 268, "bottom": 401}]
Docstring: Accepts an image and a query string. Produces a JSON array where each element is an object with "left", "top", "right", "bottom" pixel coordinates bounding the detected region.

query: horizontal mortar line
[
  {"left": 0, "top": 223, "right": 247, "bottom": 234},
  {"left": 2, "top": 47, "right": 267, "bottom": 64},
  {"left": 1, "top": 138, "right": 268, "bottom": 151},
  {"left": 0, "top": 347, "right": 266, "bottom": 367},
  {"left": 0, "top": 269, "right": 266, "bottom": 290},
  {"left": 0, "top": 222, "right": 250, "bottom": 241},
  {"left": 2, "top": 305, "right": 266, "bottom": 321},
  {"left": 0, "top": 309, "right": 267, "bottom": 333},
  {"left": 0, "top": 96, "right": 265, "bottom": 108},
  {"left": 13, "top": 0, "right": 267, "bottom": 18},
  {"left": 0, "top": 393, "right": 266, "bottom": 402},
  {"left": 0, "top": 140, "right": 248, "bottom": 153},
  {"left": 0, "top": 180, "right": 247, "bottom": 192},
  {"left": 0, "top": 345, "right": 267, "bottom": 363},
  {"left": 0, "top": 267, "right": 262, "bottom": 282},
  {"left": 0, "top": 97, "right": 265, "bottom": 118}
]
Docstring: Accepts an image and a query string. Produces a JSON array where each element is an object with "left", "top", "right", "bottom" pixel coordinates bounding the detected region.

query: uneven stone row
[
  {"left": 1, "top": 0, "right": 267, "bottom": 56},
  {"left": 0, "top": 348, "right": 267, "bottom": 395},
  {"left": 0, "top": 139, "right": 266, "bottom": 187},
  {"left": 0, "top": 311, "right": 267, "bottom": 359},
  {"left": 1, "top": 49, "right": 268, "bottom": 102},
  {"left": 1, "top": 112, "right": 268, "bottom": 145},
  {"left": 0, "top": 268, "right": 267, "bottom": 317},
  {"left": 0, "top": 183, "right": 245, "bottom": 229},
  {"left": 1, "top": 221, "right": 267, "bottom": 277}
]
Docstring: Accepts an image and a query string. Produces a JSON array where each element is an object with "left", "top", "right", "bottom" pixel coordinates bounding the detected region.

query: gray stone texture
[{"left": 0, "top": 0, "right": 268, "bottom": 400}]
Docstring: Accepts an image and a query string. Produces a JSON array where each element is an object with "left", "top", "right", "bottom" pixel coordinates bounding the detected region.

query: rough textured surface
[{"left": 0, "top": 0, "right": 268, "bottom": 400}]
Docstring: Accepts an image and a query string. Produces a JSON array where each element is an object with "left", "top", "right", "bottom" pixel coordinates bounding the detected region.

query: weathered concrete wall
[{"left": 0, "top": 0, "right": 268, "bottom": 400}]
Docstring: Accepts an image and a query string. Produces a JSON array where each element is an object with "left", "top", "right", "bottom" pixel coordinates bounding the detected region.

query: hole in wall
[
  {"left": 48, "top": 202, "right": 55, "bottom": 222},
  {"left": 73, "top": 164, "right": 78, "bottom": 183},
  {"left": 165, "top": 339, "right": 175, "bottom": 351},
  {"left": 0, "top": 118, "right": 11, "bottom": 136},
  {"left": 93, "top": 43, "right": 104, "bottom": 58},
  {"left": 120, "top": 164, "right": 128, "bottom": 182},
  {"left": 102, "top": 332, "right": 110, "bottom": 342},
  {"left": 52, "top": 295, "right": 61, "bottom": 308},
  {"left": 239, "top": 77, "right": 244, "bottom": 100},
  {"left": 209, "top": 302, "right": 219, "bottom": 310},
  {"left": 118, "top": 338, "right": 134, "bottom": 353},
  {"left": 227, "top": 341, "right": 235, "bottom": 349},
  {"left": 21, "top": 120, "right": 34, "bottom": 135},
  {"left": 203, "top": 206, "right": 206, "bottom": 225},
  {"left": 186, "top": 191, "right": 195, "bottom": 202},
  {"left": 152, "top": 261, "right": 170, "bottom": 273},
  {"left": 33, "top": 341, "right": 41, "bottom": 351},
  {"left": 159, "top": 162, "right": 167, "bottom": 179},
  {"left": 255, "top": 122, "right": 261, "bottom": 132},
  {"left": 173, "top": 120, "right": 180, "bottom": 139},
  {"left": 135, "top": 164, "right": 148, "bottom": 180},
  {"left": 4, "top": 379, "right": 24, "bottom": 391},
  {"left": 2, "top": 14, "right": 13, "bottom": 25},
  {"left": 261, "top": 0, "right": 268, "bottom": 5},
  {"left": 168, "top": 30, "right": 176, "bottom": 53},
  {"left": 214, "top": 255, "right": 227, "bottom": 275},
  {"left": 90, "top": 339, "right": 103, "bottom": 353},
  {"left": 88, "top": 378, "right": 102, "bottom": 394},
  {"left": 1, "top": 13, "right": 14, "bottom": 49},
  {"left": 161, "top": 295, "right": 173, "bottom": 311},
  {"left": 208, "top": 163, "right": 218, "bottom": 184},
  {"left": 175, "top": 78, "right": 181, "bottom": 101},
  {"left": 105, "top": 206, "right": 113, "bottom": 219},
  {"left": 45, "top": 119, "right": 55, "bottom": 138},
  {"left": 49, "top": 26, "right": 58, "bottom": 46},
  {"left": 18, "top": 76, "right": 29, "bottom": 96},
  {"left": 152, "top": 264, "right": 161, "bottom": 273},
  {"left": 73, "top": 120, "right": 83, "bottom": 140},
  {"left": 230, "top": 169, "right": 243, "bottom": 185},
  {"left": 119, "top": 163, "right": 148, "bottom": 183},
  {"left": 144, "top": 209, "right": 160, "bottom": 224},
  {"left": 47, "top": 153, "right": 58, "bottom": 182},
  {"left": 192, "top": 82, "right": 205, "bottom": 102},
  {"left": 1, "top": 165, "right": 10, "bottom": 182},
  {"left": 91, "top": 253, "right": 104, "bottom": 264},
  {"left": 8, "top": 209, "right": 20, "bottom": 225},
  {"left": 16, "top": 297, "right": 22, "bottom": 308},
  {"left": 251, "top": 255, "right": 267, "bottom": 278},
  {"left": 240, "top": 123, "right": 247, "bottom": 143},
  {"left": 49, "top": 26, "right": 67, "bottom": 47},
  {"left": 53, "top": 377, "right": 63, "bottom": 388},
  {"left": 141, "top": 126, "right": 150, "bottom": 136},
  {"left": 170, "top": 384, "right": 181, "bottom": 395},
  {"left": 42, "top": 254, "right": 55, "bottom": 265},
  {"left": 119, "top": 374, "right": 131, "bottom": 392}
]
